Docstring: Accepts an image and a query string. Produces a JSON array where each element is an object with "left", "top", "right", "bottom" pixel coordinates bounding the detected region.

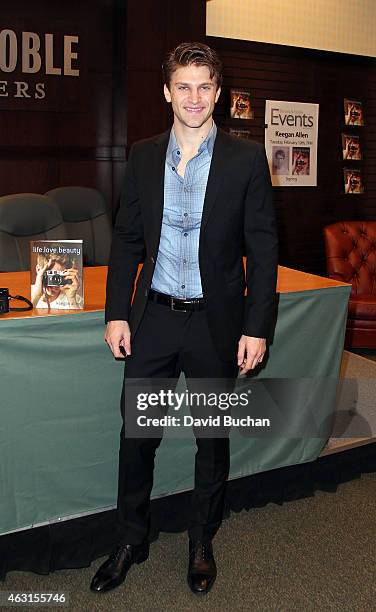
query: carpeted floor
[
  {"left": 351, "top": 349, "right": 376, "bottom": 362},
  {"left": 2, "top": 473, "right": 376, "bottom": 611},
  {"left": 2, "top": 350, "right": 376, "bottom": 611}
]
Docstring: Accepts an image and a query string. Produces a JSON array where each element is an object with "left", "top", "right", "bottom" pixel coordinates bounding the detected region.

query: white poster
[{"left": 265, "top": 100, "right": 319, "bottom": 187}]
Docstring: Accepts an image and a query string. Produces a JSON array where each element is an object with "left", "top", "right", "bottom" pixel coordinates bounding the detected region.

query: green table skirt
[{"left": 0, "top": 285, "right": 350, "bottom": 535}]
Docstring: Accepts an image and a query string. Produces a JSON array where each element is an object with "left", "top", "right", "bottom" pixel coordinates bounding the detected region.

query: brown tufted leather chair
[{"left": 323, "top": 221, "right": 376, "bottom": 348}]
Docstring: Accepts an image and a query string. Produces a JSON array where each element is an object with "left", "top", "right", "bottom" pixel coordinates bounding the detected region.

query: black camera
[
  {"left": 0, "top": 288, "right": 9, "bottom": 314},
  {"left": 43, "top": 270, "right": 72, "bottom": 287}
]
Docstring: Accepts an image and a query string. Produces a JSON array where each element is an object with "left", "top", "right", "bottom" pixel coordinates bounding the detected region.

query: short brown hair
[{"left": 162, "top": 42, "right": 223, "bottom": 89}]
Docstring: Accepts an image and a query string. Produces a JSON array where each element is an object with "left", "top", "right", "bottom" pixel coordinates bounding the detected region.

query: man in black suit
[{"left": 91, "top": 42, "right": 278, "bottom": 595}]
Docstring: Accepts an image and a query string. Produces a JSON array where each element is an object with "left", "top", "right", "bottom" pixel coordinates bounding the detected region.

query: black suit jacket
[{"left": 105, "top": 128, "right": 278, "bottom": 359}]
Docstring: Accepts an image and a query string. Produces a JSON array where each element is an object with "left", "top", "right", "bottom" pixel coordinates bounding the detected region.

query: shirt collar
[{"left": 166, "top": 122, "right": 217, "bottom": 167}]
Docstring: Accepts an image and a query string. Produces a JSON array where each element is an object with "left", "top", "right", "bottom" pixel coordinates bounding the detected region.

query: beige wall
[{"left": 206, "top": 0, "right": 376, "bottom": 57}]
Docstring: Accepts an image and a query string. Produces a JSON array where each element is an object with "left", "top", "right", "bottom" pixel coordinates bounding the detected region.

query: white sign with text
[{"left": 265, "top": 100, "right": 319, "bottom": 187}]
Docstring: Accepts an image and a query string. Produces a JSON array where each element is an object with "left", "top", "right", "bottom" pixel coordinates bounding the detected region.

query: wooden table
[
  {"left": 1, "top": 266, "right": 107, "bottom": 318},
  {"left": 1, "top": 264, "right": 349, "bottom": 320}
]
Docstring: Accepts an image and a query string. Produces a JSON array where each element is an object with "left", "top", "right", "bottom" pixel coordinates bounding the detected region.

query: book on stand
[
  {"left": 230, "top": 89, "right": 254, "bottom": 120},
  {"left": 30, "top": 240, "right": 84, "bottom": 309}
]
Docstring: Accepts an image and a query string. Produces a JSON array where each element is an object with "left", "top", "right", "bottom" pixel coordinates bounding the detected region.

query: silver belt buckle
[{"left": 171, "top": 297, "right": 187, "bottom": 312}]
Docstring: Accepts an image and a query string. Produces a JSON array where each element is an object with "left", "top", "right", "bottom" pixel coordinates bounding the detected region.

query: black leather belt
[{"left": 148, "top": 289, "right": 205, "bottom": 312}]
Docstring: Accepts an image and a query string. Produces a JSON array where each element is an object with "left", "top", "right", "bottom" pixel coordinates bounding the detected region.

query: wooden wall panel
[
  {"left": 0, "top": 0, "right": 206, "bottom": 217},
  {"left": 208, "top": 37, "right": 376, "bottom": 275},
  {"left": 0, "top": 0, "right": 126, "bottom": 216},
  {"left": 125, "top": 0, "right": 206, "bottom": 148}
]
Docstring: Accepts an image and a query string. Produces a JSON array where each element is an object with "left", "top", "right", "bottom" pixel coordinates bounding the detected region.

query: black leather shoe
[
  {"left": 90, "top": 543, "right": 149, "bottom": 593},
  {"left": 187, "top": 540, "right": 217, "bottom": 595}
]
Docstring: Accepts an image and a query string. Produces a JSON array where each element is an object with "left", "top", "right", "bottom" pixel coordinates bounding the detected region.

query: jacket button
[
  {"left": 145, "top": 290, "right": 148, "bottom": 297},
  {"left": 151, "top": 256, "right": 155, "bottom": 264}
]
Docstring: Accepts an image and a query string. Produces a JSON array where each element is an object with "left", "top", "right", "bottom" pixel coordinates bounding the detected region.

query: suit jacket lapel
[
  {"left": 151, "top": 130, "right": 170, "bottom": 248},
  {"left": 201, "top": 128, "right": 233, "bottom": 231}
]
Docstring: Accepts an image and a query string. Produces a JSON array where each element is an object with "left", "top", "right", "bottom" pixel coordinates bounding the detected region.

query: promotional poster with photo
[
  {"left": 342, "top": 133, "right": 362, "bottom": 160},
  {"left": 30, "top": 240, "right": 84, "bottom": 309},
  {"left": 344, "top": 99, "right": 364, "bottom": 126},
  {"left": 344, "top": 168, "right": 364, "bottom": 194},
  {"left": 230, "top": 89, "right": 254, "bottom": 120},
  {"left": 265, "top": 100, "right": 319, "bottom": 187}
]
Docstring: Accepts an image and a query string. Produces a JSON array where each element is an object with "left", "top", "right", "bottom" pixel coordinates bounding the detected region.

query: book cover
[
  {"left": 30, "top": 240, "right": 84, "bottom": 309},
  {"left": 230, "top": 89, "right": 254, "bottom": 120},
  {"left": 292, "top": 147, "right": 310, "bottom": 176},
  {"left": 342, "top": 133, "right": 362, "bottom": 160},
  {"left": 344, "top": 99, "right": 364, "bottom": 126},
  {"left": 344, "top": 168, "right": 364, "bottom": 194}
]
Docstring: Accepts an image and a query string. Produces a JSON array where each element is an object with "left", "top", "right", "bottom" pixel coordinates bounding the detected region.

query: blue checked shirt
[{"left": 151, "top": 123, "right": 217, "bottom": 298}]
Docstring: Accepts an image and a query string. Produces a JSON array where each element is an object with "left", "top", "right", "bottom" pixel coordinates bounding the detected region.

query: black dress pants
[{"left": 116, "top": 299, "right": 238, "bottom": 545}]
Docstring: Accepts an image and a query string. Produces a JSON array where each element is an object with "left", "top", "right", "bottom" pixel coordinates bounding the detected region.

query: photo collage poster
[{"left": 264, "top": 100, "right": 319, "bottom": 187}]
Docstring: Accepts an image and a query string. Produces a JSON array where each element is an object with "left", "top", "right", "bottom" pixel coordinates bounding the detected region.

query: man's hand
[
  {"left": 237, "top": 335, "right": 266, "bottom": 374},
  {"left": 105, "top": 320, "right": 131, "bottom": 358}
]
